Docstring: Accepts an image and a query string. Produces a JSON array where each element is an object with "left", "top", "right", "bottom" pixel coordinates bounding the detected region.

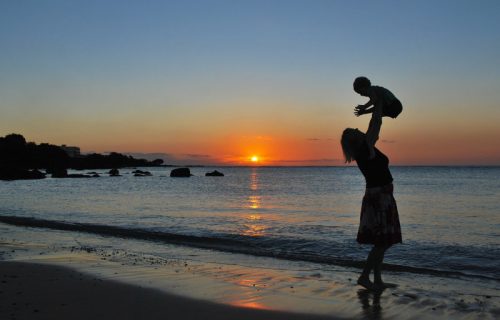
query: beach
[
  {"left": 1, "top": 167, "right": 499, "bottom": 319},
  {"left": 1, "top": 222, "right": 499, "bottom": 320},
  {"left": 0, "top": 261, "right": 338, "bottom": 320}
]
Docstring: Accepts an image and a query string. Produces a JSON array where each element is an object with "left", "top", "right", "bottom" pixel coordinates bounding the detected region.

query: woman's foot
[{"left": 357, "top": 276, "right": 374, "bottom": 290}]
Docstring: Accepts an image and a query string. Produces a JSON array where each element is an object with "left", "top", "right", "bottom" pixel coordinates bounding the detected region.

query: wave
[{"left": 1, "top": 214, "right": 498, "bottom": 282}]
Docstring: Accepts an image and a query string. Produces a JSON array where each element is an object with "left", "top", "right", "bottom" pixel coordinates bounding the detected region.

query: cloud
[
  {"left": 241, "top": 135, "right": 273, "bottom": 141},
  {"left": 279, "top": 158, "right": 341, "bottom": 163},
  {"left": 124, "top": 152, "right": 218, "bottom": 165},
  {"left": 268, "top": 158, "right": 343, "bottom": 165},
  {"left": 307, "top": 138, "right": 336, "bottom": 142},
  {"left": 115, "top": 152, "right": 343, "bottom": 166},
  {"left": 124, "top": 152, "right": 177, "bottom": 163},
  {"left": 183, "top": 154, "right": 211, "bottom": 159}
]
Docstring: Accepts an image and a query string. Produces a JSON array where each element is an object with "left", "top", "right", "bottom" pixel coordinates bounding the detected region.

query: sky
[{"left": 1, "top": 0, "right": 499, "bottom": 165}]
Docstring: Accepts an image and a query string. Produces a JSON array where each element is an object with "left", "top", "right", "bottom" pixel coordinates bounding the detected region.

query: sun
[{"left": 250, "top": 156, "right": 259, "bottom": 163}]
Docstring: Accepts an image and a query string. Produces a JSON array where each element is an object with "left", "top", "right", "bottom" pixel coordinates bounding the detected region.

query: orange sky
[
  {"left": 1, "top": 2, "right": 500, "bottom": 166},
  {"left": 6, "top": 99, "right": 500, "bottom": 166}
]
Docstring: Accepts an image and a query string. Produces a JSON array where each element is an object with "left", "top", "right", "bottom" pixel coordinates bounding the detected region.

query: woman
[{"left": 341, "top": 128, "right": 402, "bottom": 290}]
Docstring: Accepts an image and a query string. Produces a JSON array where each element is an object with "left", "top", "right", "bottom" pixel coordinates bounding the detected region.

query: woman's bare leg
[
  {"left": 358, "top": 246, "right": 386, "bottom": 290},
  {"left": 373, "top": 245, "right": 388, "bottom": 286}
]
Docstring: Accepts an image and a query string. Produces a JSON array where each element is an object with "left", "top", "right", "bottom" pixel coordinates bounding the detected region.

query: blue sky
[{"left": 1, "top": 0, "right": 499, "bottom": 164}]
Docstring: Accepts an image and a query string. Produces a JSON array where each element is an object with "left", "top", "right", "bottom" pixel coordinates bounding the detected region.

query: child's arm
[
  {"left": 354, "top": 96, "right": 375, "bottom": 116},
  {"left": 354, "top": 104, "right": 374, "bottom": 117},
  {"left": 365, "top": 103, "right": 383, "bottom": 159}
]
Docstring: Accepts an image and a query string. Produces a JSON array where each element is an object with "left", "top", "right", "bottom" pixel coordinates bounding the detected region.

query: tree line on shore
[{"left": 0, "top": 133, "right": 164, "bottom": 179}]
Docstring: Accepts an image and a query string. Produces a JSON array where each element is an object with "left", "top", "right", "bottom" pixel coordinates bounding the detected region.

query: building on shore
[{"left": 60, "top": 145, "right": 81, "bottom": 158}]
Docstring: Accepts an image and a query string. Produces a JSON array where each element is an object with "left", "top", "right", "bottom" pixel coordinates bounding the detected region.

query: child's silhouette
[{"left": 353, "top": 77, "right": 402, "bottom": 159}]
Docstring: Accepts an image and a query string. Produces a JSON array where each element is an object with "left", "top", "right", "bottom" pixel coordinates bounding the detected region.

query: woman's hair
[
  {"left": 353, "top": 76, "right": 371, "bottom": 93},
  {"left": 341, "top": 128, "right": 364, "bottom": 163}
]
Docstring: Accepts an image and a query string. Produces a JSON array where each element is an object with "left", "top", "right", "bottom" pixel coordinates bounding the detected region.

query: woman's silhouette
[{"left": 341, "top": 128, "right": 402, "bottom": 290}]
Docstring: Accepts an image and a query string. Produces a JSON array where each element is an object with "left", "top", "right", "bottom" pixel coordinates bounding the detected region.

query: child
[
  {"left": 353, "top": 76, "right": 403, "bottom": 159},
  {"left": 353, "top": 77, "right": 402, "bottom": 119}
]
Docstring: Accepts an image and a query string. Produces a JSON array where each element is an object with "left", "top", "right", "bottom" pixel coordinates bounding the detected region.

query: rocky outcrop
[
  {"left": 30, "top": 169, "right": 46, "bottom": 179},
  {"left": 50, "top": 168, "right": 68, "bottom": 178},
  {"left": 49, "top": 168, "right": 95, "bottom": 178},
  {"left": 0, "top": 167, "right": 46, "bottom": 180},
  {"left": 109, "top": 168, "right": 121, "bottom": 176},
  {"left": 170, "top": 167, "right": 192, "bottom": 177},
  {"left": 132, "top": 170, "right": 152, "bottom": 177},
  {"left": 205, "top": 170, "right": 224, "bottom": 177}
]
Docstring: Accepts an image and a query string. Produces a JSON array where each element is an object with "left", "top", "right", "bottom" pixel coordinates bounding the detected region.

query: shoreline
[
  {"left": 1, "top": 223, "right": 499, "bottom": 320},
  {"left": 1, "top": 214, "right": 496, "bottom": 282},
  {"left": 0, "top": 261, "right": 338, "bottom": 320}
]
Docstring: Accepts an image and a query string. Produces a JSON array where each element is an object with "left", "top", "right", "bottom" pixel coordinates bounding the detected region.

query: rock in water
[
  {"left": 109, "top": 168, "right": 120, "bottom": 176},
  {"left": 132, "top": 170, "right": 152, "bottom": 176},
  {"left": 51, "top": 168, "right": 68, "bottom": 178},
  {"left": 205, "top": 170, "right": 224, "bottom": 177},
  {"left": 30, "top": 169, "right": 46, "bottom": 179},
  {"left": 170, "top": 168, "right": 192, "bottom": 177}
]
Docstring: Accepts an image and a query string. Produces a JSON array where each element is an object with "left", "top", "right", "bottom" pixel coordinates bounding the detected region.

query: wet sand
[
  {"left": 1, "top": 224, "right": 499, "bottom": 320},
  {"left": 0, "top": 261, "right": 338, "bottom": 320}
]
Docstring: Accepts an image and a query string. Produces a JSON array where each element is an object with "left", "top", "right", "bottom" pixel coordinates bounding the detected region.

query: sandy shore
[
  {"left": 1, "top": 222, "right": 499, "bottom": 320},
  {"left": 0, "top": 261, "right": 339, "bottom": 320}
]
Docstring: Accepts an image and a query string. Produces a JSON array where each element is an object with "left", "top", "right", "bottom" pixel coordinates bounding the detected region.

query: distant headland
[{"left": 0, "top": 133, "right": 166, "bottom": 180}]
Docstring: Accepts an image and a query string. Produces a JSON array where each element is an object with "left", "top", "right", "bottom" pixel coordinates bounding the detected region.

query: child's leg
[{"left": 383, "top": 99, "right": 403, "bottom": 118}]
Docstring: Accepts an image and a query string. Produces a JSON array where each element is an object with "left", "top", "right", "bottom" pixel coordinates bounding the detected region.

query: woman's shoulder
[{"left": 374, "top": 147, "right": 389, "bottom": 163}]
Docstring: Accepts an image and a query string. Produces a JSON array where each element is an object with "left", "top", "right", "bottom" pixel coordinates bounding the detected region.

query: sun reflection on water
[
  {"left": 241, "top": 168, "right": 268, "bottom": 237},
  {"left": 247, "top": 169, "right": 261, "bottom": 209},
  {"left": 241, "top": 223, "right": 266, "bottom": 237},
  {"left": 250, "top": 169, "right": 259, "bottom": 191},
  {"left": 248, "top": 195, "right": 261, "bottom": 209}
]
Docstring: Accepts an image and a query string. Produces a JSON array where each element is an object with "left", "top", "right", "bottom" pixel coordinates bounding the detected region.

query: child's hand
[{"left": 354, "top": 105, "right": 365, "bottom": 117}]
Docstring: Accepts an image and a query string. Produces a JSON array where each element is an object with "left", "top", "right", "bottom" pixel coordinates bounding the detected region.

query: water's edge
[{"left": 1, "top": 214, "right": 497, "bottom": 283}]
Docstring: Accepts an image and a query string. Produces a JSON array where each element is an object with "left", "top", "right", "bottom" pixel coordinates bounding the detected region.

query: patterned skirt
[{"left": 357, "top": 183, "right": 402, "bottom": 246}]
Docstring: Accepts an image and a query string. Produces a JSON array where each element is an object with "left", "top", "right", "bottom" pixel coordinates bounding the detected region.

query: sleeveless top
[{"left": 355, "top": 141, "right": 393, "bottom": 188}]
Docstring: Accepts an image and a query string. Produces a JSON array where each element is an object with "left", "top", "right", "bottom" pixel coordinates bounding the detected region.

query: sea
[{"left": 0, "top": 166, "right": 499, "bottom": 282}]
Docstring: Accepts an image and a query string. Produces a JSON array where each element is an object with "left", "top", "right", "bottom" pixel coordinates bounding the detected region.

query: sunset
[
  {"left": 1, "top": 1, "right": 499, "bottom": 319},
  {"left": 1, "top": 1, "right": 499, "bottom": 166}
]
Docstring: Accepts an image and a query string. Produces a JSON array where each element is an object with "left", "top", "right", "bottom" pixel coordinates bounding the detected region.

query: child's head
[{"left": 353, "top": 76, "right": 371, "bottom": 96}]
